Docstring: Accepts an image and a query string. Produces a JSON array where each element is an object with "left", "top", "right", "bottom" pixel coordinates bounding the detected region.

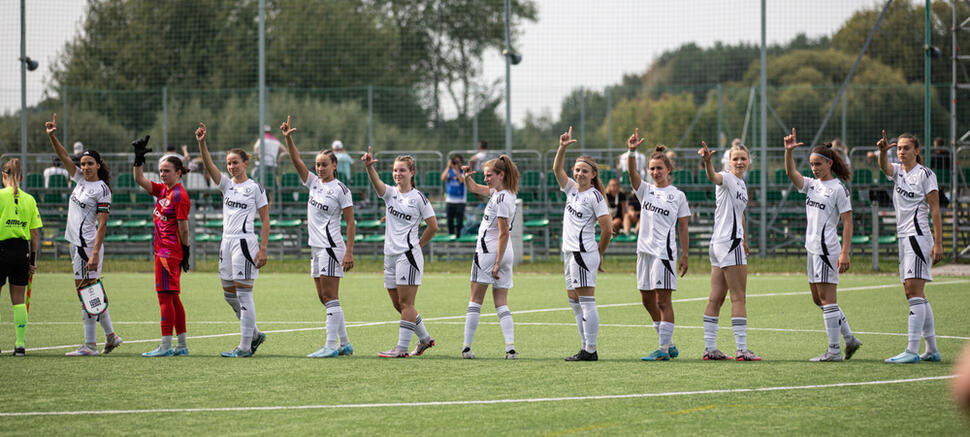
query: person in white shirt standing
[
  {"left": 362, "top": 147, "right": 439, "bottom": 358},
  {"left": 625, "top": 131, "right": 690, "bottom": 362},
  {"left": 553, "top": 127, "right": 613, "bottom": 362},
  {"left": 876, "top": 132, "right": 944, "bottom": 364},
  {"left": 459, "top": 155, "right": 520, "bottom": 360},
  {"left": 698, "top": 140, "right": 760, "bottom": 361},
  {"left": 253, "top": 125, "right": 283, "bottom": 186},
  {"left": 42, "top": 157, "right": 68, "bottom": 188},
  {"left": 784, "top": 128, "right": 861, "bottom": 362},
  {"left": 281, "top": 117, "right": 356, "bottom": 358},
  {"left": 45, "top": 113, "right": 123, "bottom": 356},
  {"left": 196, "top": 122, "right": 270, "bottom": 358}
]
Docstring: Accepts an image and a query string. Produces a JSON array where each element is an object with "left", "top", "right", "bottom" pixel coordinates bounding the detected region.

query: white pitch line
[
  {"left": 430, "top": 321, "right": 970, "bottom": 340},
  {"left": 22, "top": 279, "right": 970, "bottom": 352},
  {"left": 0, "top": 375, "right": 952, "bottom": 417}
]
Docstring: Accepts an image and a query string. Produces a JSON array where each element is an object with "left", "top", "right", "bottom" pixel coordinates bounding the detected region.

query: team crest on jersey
[
  {"left": 907, "top": 175, "right": 919, "bottom": 185},
  {"left": 408, "top": 198, "right": 415, "bottom": 206},
  {"left": 244, "top": 187, "right": 252, "bottom": 195},
  {"left": 159, "top": 198, "right": 170, "bottom": 208},
  {"left": 666, "top": 194, "right": 674, "bottom": 201}
]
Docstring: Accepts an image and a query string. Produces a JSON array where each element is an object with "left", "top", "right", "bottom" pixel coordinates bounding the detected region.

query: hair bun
[
  {"left": 825, "top": 142, "right": 833, "bottom": 148},
  {"left": 654, "top": 145, "right": 666, "bottom": 153}
]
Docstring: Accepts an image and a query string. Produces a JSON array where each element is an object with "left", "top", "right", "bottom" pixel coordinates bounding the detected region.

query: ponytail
[
  {"left": 484, "top": 154, "right": 520, "bottom": 194},
  {"left": 2, "top": 158, "right": 23, "bottom": 197}
]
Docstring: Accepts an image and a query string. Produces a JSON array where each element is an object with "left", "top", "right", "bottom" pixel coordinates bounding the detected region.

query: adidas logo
[
  {"left": 656, "top": 280, "right": 662, "bottom": 285},
  {"left": 400, "top": 276, "right": 407, "bottom": 281},
  {"left": 238, "top": 271, "right": 244, "bottom": 275},
  {"left": 907, "top": 269, "right": 913, "bottom": 274}
]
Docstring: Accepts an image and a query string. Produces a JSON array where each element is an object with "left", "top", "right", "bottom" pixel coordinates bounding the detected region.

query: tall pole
[
  {"left": 759, "top": 0, "right": 768, "bottom": 257},
  {"left": 924, "top": 0, "right": 932, "bottom": 160},
  {"left": 504, "top": 0, "right": 512, "bottom": 154},
  {"left": 951, "top": 0, "right": 958, "bottom": 259},
  {"left": 258, "top": 0, "right": 267, "bottom": 186},
  {"left": 20, "top": 0, "right": 28, "bottom": 165},
  {"left": 606, "top": 86, "right": 612, "bottom": 149}
]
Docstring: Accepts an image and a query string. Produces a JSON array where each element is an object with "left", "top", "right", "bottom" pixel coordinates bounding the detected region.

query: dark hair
[
  {"left": 166, "top": 144, "right": 177, "bottom": 152},
  {"left": 317, "top": 150, "right": 339, "bottom": 180},
  {"left": 933, "top": 137, "right": 945, "bottom": 148},
  {"left": 451, "top": 154, "right": 463, "bottom": 164},
  {"left": 80, "top": 149, "right": 111, "bottom": 188},
  {"left": 484, "top": 154, "right": 520, "bottom": 194},
  {"left": 479, "top": 140, "right": 488, "bottom": 150},
  {"left": 227, "top": 148, "right": 249, "bottom": 162},
  {"left": 810, "top": 144, "right": 852, "bottom": 181},
  {"left": 897, "top": 133, "right": 923, "bottom": 165},
  {"left": 649, "top": 145, "right": 675, "bottom": 171},
  {"left": 3, "top": 158, "right": 23, "bottom": 197},
  {"left": 161, "top": 156, "right": 189, "bottom": 176},
  {"left": 575, "top": 155, "right": 606, "bottom": 196},
  {"left": 52, "top": 157, "right": 61, "bottom": 167},
  {"left": 395, "top": 155, "right": 417, "bottom": 188}
]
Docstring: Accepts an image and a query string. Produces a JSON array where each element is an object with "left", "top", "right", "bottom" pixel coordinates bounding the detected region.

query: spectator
[
  {"left": 931, "top": 137, "right": 951, "bottom": 174},
  {"left": 252, "top": 125, "right": 284, "bottom": 185},
  {"left": 468, "top": 140, "right": 495, "bottom": 172},
  {"left": 616, "top": 148, "right": 648, "bottom": 183},
  {"left": 332, "top": 140, "right": 353, "bottom": 182},
  {"left": 441, "top": 154, "right": 466, "bottom": 236},
  {"left": 867, "top": 136, "right": 899, "bottom": 166},
  {"left": 604, "top": 178, "right": 627, "bottom": 235},
  {"left": 829, "top": 138, "right": 851, "bottom": 173},
  {"left": 158, "top": 144, "right": 188, "bottom": 169},
  {"left": 71, "top": 141, "right": 84, "bottom": 167},
  {"left": 42, "top": 157, "right": 69, "bottom": 188}
]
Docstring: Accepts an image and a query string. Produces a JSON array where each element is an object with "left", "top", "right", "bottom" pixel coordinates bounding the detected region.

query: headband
[
  {"left": 810, "top": 152, "right": 832, "bottom": 162},
  {"left": 576, "top": 159, "right": 597, "bottom": 173}
]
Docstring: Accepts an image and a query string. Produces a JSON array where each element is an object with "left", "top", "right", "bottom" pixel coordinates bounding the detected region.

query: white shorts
[
  {"left": 311, "top": 246, "right": 345, "bottom": 278},
  {"left": 637, "top": 252, "right": 678, "bottom": 291},
  {"left": 709, "top": 240, "right": 746, "bottom": 268},
  {"left": 563, "top": 251, "right": 599, "bottom": 290},
  {"left": 71, "top": 244, "right": 103, "bottom": 280},
  {"left": 807, "top": 251, "right": 839, "bottom": 285},
  {"left": 219, "top": 235, "right": 260, "bottom": 281},
  {"left": 384, "top": 248, "right": 424, "bottom": 289},
  {"left": 470, "top": 248, "right": 514, "bottom": 289},
  {"left": 898, "top": 235, "right": 933, "bottom": 283}
]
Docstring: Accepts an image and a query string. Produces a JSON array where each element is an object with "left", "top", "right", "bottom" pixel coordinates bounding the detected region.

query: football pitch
[{"left": 0, "top": 271, "right": 967, "bottom": 435}]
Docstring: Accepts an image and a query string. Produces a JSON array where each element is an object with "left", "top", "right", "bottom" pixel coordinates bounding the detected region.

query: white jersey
[
  {"left": 65, "top": 171, "right": 111, "bottom": 247},
  {"left": 635, "top": 182, "right": 690, "bottom": 259},
  {"left": 889, "top": 163, "right": 938, "bottom": 237},
  {"left": 218, "top": 175, "right": 268, "bottom": 237},
  {"left": 797, "top": 177, "right": 851, "bottom": 255},
  {"left": 476, "top": 189, "right": 516, "bottom": 254},
  {"left": 381, "top": 185, "right": 435, "bottom": 256},
  {"left": 711, "top": 171, "right": 747, "bottom": 245},
  {"left": 560, "top": 178, "right": 609, "bottom": 253},
  {"left": 304, "top": 173, "right": 353, "bottom": 249}
]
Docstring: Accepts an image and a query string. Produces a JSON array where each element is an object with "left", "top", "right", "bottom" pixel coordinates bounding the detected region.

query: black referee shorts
[{"left": 0, "top": 238, "right": 30, "bottom": 287}]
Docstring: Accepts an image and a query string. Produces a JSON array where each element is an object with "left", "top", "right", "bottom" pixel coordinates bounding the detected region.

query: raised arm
[
  {"left": 280, "top": 116, "right": 309, "bottom": 183},
  {"left": 361, "top": 146, "right": 386, "bottom": 197},
  {"left": 45, "top": 113, "right": 76, "bottom": 179},
  {"left": 552, "top": 126, "right": 577, "bottom": 189},
  {"left": 627, "top": 129, "right": 644, "bottom": 191},
  {"left": 784, "top": 128, "right": 805, "bottom": 190},
  {"left": 131, "top": 135, "right": 153, "bottom": 193},
  {"left": 195, "top": 122, "right": 223, "bottom": 184},
  {"left": 699, "top": 141, "right": 722, "bottom": 185},
  {"left": 876, "top": 130, "right": 894, "bottom": 179},
  {"left": 461, "top": 165, "right": 490, "bottom": 198}
]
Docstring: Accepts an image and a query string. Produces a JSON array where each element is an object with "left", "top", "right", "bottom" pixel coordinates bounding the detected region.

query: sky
[{"left": 1, "top": 1, "right": 875, "bottom": 124}]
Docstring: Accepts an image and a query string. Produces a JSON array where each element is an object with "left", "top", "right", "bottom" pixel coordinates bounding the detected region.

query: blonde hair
[
  {"left": 483, "top": 154, "right": 520, "bottom": 194},
  {"left": 2, "top": 158, "right": 23, "bottom": 197},
  {"left": 575, "top": 156, "right": 606, "bottom": 196}
]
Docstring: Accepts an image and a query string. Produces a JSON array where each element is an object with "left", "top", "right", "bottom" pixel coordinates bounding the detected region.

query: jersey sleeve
[
  {"left": 338, "top": 182, "right": 353, "bottom": 209},
  {"left": 218, "top": 174, "right": 231, "bottom": 194},
  {"left": 561, "top": 178, "right": 577, "bottom": 194},
  {"left": 837, "top": 184, "right": 852, "bottom": 214},
  {"left": 635, "top": 181, "right": 650, "bottom": 201},
  {"left": 797, "top": 177, "right": 815, "bottom": 194},
  {"left": 381, "top": 185, "right": 398, "bottom": 202},
  {"left": 303, "top": 172, "right": 318, "bottom": 189},
  {"left": 418, "top": 192, "right": 435, "bottom": 220},
  {"left": 71, "top": 169, "right": 83, "bottom": 183},
  {"left": 27, "top": 195, "right": 42, "bottom": 230},
  {"left": 254, "top": 183, "right": 269, "bottom": 208},
  {"left": 150, "top": 181, "right": 164, "bottom": 197},
  {"left": 593, "top": 190, "right": 609, "bottom": 218},
  {"left": 719, "top": 170, "right": 733, "bottom": 187},
  {"left": 97, "top": 184, "right": 112, "bottom": 214},
  {"left": 496, "top": 192, "right": 512, "bottom": 219},
  {"left": 924, "top": 168, "right": 939, "bottom": 194},
  {"left": 677, "top": 191, "right": 691, "bottom": 217},
  {"left": 889, "top": 162, "right": 900, "bottom": 180},
  {"left": 176, "top": 187, "right": 190, "bottom": 220}
]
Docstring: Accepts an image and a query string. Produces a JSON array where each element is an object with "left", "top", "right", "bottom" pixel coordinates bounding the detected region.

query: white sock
[
  {"left": 579, "top": 296, "right": 598, "bottom": 353},
  {"left": 397, "top": 320, "right": 416, "bottom": 349},
  {"left": 335, "top": 303, "right": 349, "bottom": 346},
  {"left": 838, "top": 307, "right": 855, "bottom": 341},
  {"left": 496, "top": 305, "right": 515, "bottom": 348},
  {"left": 822, "top": 304, "right": 841, "bottom": 353},
  {"left": 82, "top": 310, "right": 96, "bottom": 345},
  {"left": 414, "top": 314, "right": 431, "bottom": 342},
  {"left": 161, "top": 335, "right": 173, "bottom": 350},
  {"left": 703, "top": 316, "right": 719, "bottom": 350},
  {"left": 658, "top": 321, "right": 674, "bottom": 351},
  {"left": 907, "top": 297, "right": 927, "bottom": 354},
  {"left": 224, "top": 291, "right": 241, "bottom": 318},
  {"left": 325, "top": 300, "right": 342, "bottom": 349},
  {"left": 653, "top": 321, "right": 660, "bottom": 335},
  {"left": 236, "top": 288, "right": 255, "bottom": 351},
  {"left": 732, "top": 317, "right": 747, "bottom": 351},
  {"left": 463, "top": 302, "right": 482, "bottom": 347},
  {"left": 569, "top": 299, "right": 586, "bottom": 350},
  {"left": 177, "top": 332, "right": 187, "bottom": 348},
  {"left": 98, "top": 309, "right": 115, "bottom": 336},
  {"left": 923, "top": 300, "right": 938, "bottom": 354}
]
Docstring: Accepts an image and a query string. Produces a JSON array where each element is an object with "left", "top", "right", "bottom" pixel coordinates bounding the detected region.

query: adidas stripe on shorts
[
  {"left": 311, "top": 246, "right": 345, "bottom": 278},
  {"left": 898, "top": 235, "right": 933, "bottom": 283},
  {"left": 383, "top": 247, "right": 424, "bottom": 289},
  {"left": 806, "top": 251, "right": 838, "bottom": 285},
  {"left": 637, "top": 252, "right": 677, "bottom": 291},
  {"left": 218, "top": 236, "right": 260, "bottom": 281},
  {"left": 470, "top": 248, "right": 514, "bottom": 289},
  {"left": 563, "top": 250, "right": 599, "bottom": 290},
  {"left": 708, "top": 240, "right": 746, "bottom": 269}
]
